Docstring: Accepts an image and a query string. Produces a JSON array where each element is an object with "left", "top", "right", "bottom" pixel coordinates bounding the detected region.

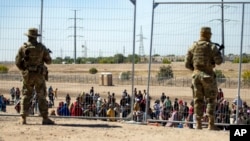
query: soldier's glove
[
  {"left": 213, "top": 42, "right": 224, "bottom": 52},
  {"left": 24, "top": 56, "right": 29, "bottom": 61},
  {"left": 218, "top": 44, "right": 224, "bottom": 51},
  {"left": 24, "top": 50, "right": 30, "bottom": 61},
  {"left": 19, "top": 59, "right": 26, "bottom": 70},
  {"left": 47, "top": 48, "right": 52, "bottom": 53}
]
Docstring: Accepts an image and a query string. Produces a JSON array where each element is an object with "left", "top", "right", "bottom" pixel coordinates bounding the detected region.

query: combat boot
[
  {"left": 42, "top": 115, "right": 55, "bottom": 125},
  {"left": 208, "top": 116, "right": 220, "bottom": 131},
  {"left": 208, "top": 124, "right": 220, "bottom": 130},
  {"left": 19, "top": 115, "right": 27, "bottom": 125},
  {"left": 196, "top": 120, "right": 202, "bottom": 129}
]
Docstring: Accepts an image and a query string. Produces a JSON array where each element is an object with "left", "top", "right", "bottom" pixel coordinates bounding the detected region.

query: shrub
[
  {"left": 156, "top": 65, "right": 174, "bottom": 81},
  {"left": 214, "top": 69, "right": 226, "bottom": 83},
  {"left": 162, "top": 58, "right": 171, "bottom": 64},
  {"left": 0, "top": 65, "right": 8, "bottom": 73},
  {"left": 242, "top": 70, "right": 250, "bottom": 87},
  {"left": 232, "top": 57, "right": 250, "bottom": 63},
  {"left": 89, "top": 67, "right": 98, "bottom": 74}
]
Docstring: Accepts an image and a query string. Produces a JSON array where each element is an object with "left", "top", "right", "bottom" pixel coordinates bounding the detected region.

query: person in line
[
  {"left": 70, "top": 97, "right": 83, "bottom": 116},
  {"left": 15, "top": 87, "right": 21, "bottom": 103},
  {"left": 106, "top": 104, "right": 116, "bottom": 122},
  {"left": 54, "top": 88, "right": 58, "bottom": 99},
  {"left": 217, "top": 88, "right": 224, "bottom": 103},
  {"left": 187, "top": 100, "right": 194, "bottom": 129},
  {"left": 57, "top": 102, "right": 70, "bottom": 116},
  {"left": 48, "top": 86, "right": 54, "bottom": 106},
  {"left": 0, "top": 95, "right": 7, "bottom": 112},
  {"left": 10, "top": 87, "right": 16, "bottom": 101},
  {"left": 160, "top": 92, "right": 167, "bottom": 104}
]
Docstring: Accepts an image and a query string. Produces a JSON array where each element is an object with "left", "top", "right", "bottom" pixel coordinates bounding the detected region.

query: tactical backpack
[
  {"left": 20, "top": 42, "right": 49, "bottom": 80},
  {"left": 192, "top": 41, "right": 213, "bottom": 69},
  {"left": 22, "top": 42, "right": 45, "bottom": 71}
]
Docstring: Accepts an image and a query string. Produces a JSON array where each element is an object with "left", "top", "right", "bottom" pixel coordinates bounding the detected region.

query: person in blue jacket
[
  {"left": 0, "top": 95, "right": 6, "bottom": 112},
  {"left": 57, "top": 102, "right": 70, "bottom": 116}
]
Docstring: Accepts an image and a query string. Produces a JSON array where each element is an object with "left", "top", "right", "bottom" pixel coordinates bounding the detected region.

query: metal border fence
[
  {"left": 146, "top": 1, "right": 250, "bottom": 126},
  {"left": 1, "top": 1, "right": 250, "bottom": 128},
  {"left": 0, "top": 73, "right": 247, "bottom": 88}
]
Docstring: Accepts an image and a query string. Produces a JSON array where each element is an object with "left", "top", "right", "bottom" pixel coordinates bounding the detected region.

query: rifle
[
  {"left": 212, "top": 42, "right": 224, "bottom": 51},
  {"left": 211, "top": 42, "right": 224, "bottom": 66},
  {"left": 47, "top": 48, "right": 52, "bottom": 53},
  {"left": 191, "top": 84, "right": 194, "bottom": 98}
]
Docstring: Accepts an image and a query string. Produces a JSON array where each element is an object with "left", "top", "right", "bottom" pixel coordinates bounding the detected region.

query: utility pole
[
  {"left": 39, "top": 0, "right": 43, "bottom": 43},
  {"left": 73, "top": 10, "right": 76, "bottom": 63},
  {"left": 68, "top": 10, "right": 83, "bottom": 64},
  {"left": 221, "top": 0, "right": 225, "bottom": 62},
  {"left": 129, "top": 0, "right": 136, "bottom": 121},
  {"left": 210, "top": 0, "right": 236, "bottom": 62}
]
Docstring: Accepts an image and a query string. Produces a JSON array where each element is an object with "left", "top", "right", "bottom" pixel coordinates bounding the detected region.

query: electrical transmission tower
[
  {"left": 68, "top": 10, "right": 83, "bottom": 64},
  {"left": 82, "top": 41, "right": 87, "bottom": 58},
  {"left": 137, "top": 26, "right": 146, "bottom": 56}
]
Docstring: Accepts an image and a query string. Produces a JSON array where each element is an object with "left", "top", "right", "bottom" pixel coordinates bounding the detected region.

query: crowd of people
[
  {"left": 1, "top": 86, "right": 250, "bottom": 130},
  {"left": 0, "top": 87, "right": 21, "bottom": 112},
  {"left": 49, "top": 86, "right": 250, "bottom": 129},
  {"left": 9, "top": 87, "right": 21, "bottom": 104},
  {"left": 55, "top": 87, "right": 129, "bottom": 122}
]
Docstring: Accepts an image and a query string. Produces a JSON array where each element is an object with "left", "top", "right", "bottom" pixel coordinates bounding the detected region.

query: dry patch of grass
[{"left": 5, "top": 61, "right": 250, "bottom": 78}]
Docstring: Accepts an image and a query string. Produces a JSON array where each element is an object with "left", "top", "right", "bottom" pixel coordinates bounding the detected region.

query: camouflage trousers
[
  {"left": 191, "top": 71, "right": 218, "bottom": 119},
  {"left": 20, "top": 70, "right": 48, "bottom": 117}
]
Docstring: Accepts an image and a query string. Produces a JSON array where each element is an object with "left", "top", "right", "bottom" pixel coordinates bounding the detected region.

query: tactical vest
[
  {"left": 192, "top": 41, "right": 213, "bottom": 71},
  {"left": 23, "top": 42, "right": 44, "bottom": 71}
]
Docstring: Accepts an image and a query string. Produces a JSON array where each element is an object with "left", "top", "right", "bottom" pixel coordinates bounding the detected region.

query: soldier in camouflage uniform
[
  {"left": 15, "top": 28, "right": 55, "bottom": 125},
  {"left": 185, "top": 27, "right": 223, "bottom": 130}
]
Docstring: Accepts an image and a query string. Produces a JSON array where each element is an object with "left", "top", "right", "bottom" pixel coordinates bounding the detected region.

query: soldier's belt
[{"left": 27, "top": 66, "right": 38, "bottom": 71}]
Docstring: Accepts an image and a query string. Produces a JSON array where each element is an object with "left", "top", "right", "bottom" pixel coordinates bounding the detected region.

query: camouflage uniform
[
  {"left": 185, "top": 27, "right": 223, "bottom": 130},
  {"left": 15, "top": 28, "right": 54, "bottom": 125}
]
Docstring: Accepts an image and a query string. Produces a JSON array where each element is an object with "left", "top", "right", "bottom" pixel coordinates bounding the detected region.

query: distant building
[{"left": 140, "top": 55, "right": 185, "bottom": 63}]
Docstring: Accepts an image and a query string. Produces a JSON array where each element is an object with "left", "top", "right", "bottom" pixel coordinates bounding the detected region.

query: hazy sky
[{"left": 0, "top": 0, "right": 249, "bottom": 62}]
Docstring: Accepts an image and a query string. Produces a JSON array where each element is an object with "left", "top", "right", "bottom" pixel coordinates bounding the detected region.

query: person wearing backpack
[
  {"left": 15, "top": 28, "right": 54, "bottom": 125},
  {"left": 185, "top": 27, "right": 223, "bottom": 130}
]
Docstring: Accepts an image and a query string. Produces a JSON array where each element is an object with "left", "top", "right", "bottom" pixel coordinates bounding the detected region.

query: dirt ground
[{"left": 0, "top": 115, "right": 230, "bottom": 141}]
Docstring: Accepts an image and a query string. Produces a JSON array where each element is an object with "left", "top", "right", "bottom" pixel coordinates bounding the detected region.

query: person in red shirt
[
  {"left": 217, "top": 88, "right": 224, "bottom": 103},
  {"left": 187, "top": 100, "right": 194, "bottom": 129},
  {"left": 70, "top": 97, "right": 83, "bottom": 116}
]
